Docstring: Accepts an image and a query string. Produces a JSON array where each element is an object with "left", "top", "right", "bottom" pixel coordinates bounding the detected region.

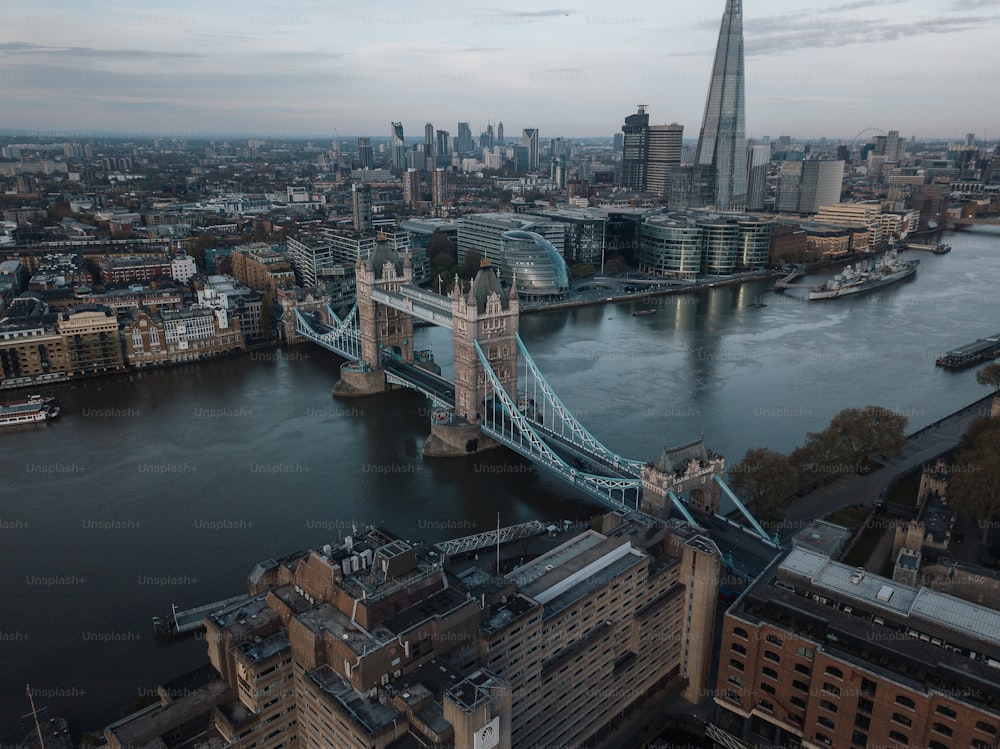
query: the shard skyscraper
[{"left": 693, "top": 0, "right": 747, "bottom": 210}]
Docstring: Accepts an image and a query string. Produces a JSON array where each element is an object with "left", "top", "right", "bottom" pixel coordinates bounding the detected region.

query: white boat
[{"left": 0, "top": 394, "right": 60, "bottom": 426}]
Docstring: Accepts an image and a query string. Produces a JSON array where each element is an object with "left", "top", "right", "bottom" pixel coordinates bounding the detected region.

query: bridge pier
[
  {"left": 423, "top": 411, "right": 501, "bottom": 457},
  {"left": 331, "top": 362, "right": 387, "bottom": 397}
]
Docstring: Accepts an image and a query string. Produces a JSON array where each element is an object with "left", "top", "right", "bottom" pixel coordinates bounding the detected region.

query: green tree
[
  {"left": 827, "top": 405, "right": 908, "bottom": 471},
  {"left": 570, "top": 263, "right": 595, "bottom": 279},
  {"left": 427, "top": 230, "right": 457, "bottom": 268},
  {"left": 789, "top": 427, "right": 848, "bottom": 489},
  {"left": 727, "top": 448, "right": 800, "bottom": 520},
  {"left": 950, "top": 437, "right": 1000, "bottom": 543},
  {"left": 461, "top": 248, "right": 483, "bottom": 279},
  {"left": 975, "top": 362, "right": 1000, "bottom": 393}
]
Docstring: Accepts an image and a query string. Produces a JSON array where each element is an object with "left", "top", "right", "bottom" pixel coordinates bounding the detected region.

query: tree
[
  {"left": 789, "top": 426, "right": 850, "bottom": 490},
  {"left": 950, "top": 437, "right": 1000, "bottom": 543},
  {"left": 427, "top": 230, "right": 456, "bottom": 268},
  {"left": 570, "top": 263, "right": 595, "bottom": 279},
  {"left": 827, "top": 405, "right": 907, "bottom": 472},
  {"left": 461, "top": 248, "right": 483, "bottom": 279},
  {"left": 975, "top": 362, "right": 1000, "bottom": 393},
  {"left": 727, "top": 448, "right": 800, "bottom": 520}
]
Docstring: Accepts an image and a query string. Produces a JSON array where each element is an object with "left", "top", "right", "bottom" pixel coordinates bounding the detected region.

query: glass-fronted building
[
  {"left": 499, "top": 230, "right": 570, "bottom": 299},
  {"left": 639, "top": 216, "right": 703, "bottom": 279},
  {"left": 639, "top": 212, "right": 773, "bottom": 278}
]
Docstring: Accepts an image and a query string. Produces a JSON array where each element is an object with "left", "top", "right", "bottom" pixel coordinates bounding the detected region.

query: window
[
  {"left": 733, "top": 627, "right": 749, "bottom": 639},
  {"left": 819, "top": 700, "right": 838, "bottom": 713},
  {"left": 927, "top": 742, "right": 949, "bottom": 749},
  {"left": 825, "top": 665, "right": 843, "bottom": 678},
  {"left": 731, "top": 642, "right": 747, "bottom": 655},
  {"left": 759, "top": 682, "right": 776, "bottom": 695},
  {"left": 762, "top": 666, "right": 778, "bottom": 679},
  {"left": 763, "top": 650, "right": 780, "bottom": 663},
  {"left": 758, "top": 699, "right": 774, "bottom": 712},
  {"left": 892, "top": 713, "right": 912, "bottom": 728},
  {"left": 855, "top": 714, "right": 871, "bottom": 731},
  {"left": 857, "top": 697, "right": 874, "bottom": 714},
  {"left": 935, "top": 705, "right": 956, "bottom": 719},
  {"left": 932, "top": 723, "right": 953, "bottom": 737},
  {"left": 818, "top": 716, "right": 836, "bottom": 730},
  {"left": 790, "top": 696, "right": 806, "bottom": 709},
  {"left": 766, "top": 633, "right": 782, "bottom": 646},
  {"left": 796, "top": 645, "right": 814, "bottom": 660},
  {"left": 895, "top": 695, "right": 916, "bottom": 710},
  {"left": 724, "top": 690, "right": 740, "bottom": 703},
  {"left": 888, "top": 731, "right": 908, "bottom": 743},
  {"left": 727, "top": 674, "right": 742, "bottom": 687},
  {"left": 729, "top": 659, "right": 744, "bottom": 671},
  {"left": 792, "top": 680, "right": 809, "bottom": 693},
  {"left": 976, "top": 721, "right": 997, "bottom": 736},
  {"left": 823, "top": 682, "right": 840, "bottom": 696},
  {"left": 861, "top": 678, "right": 877, "bottom": 696},
  {"left": 794, "top": 663, "right": 811, "bottom": 675},
  {"left": 815, "top": 733, "right": 832, "bottom": 746},
  {"left": 851, "top": 730, "right": 868, "bottom": 748},
  {"left": 973, "top": 740, "right": 994, "bottom": 749}
]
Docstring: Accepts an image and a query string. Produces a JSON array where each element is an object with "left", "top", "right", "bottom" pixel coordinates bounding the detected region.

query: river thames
[{"left": 2, "top": 226, "right": 999, "bottom": 737}]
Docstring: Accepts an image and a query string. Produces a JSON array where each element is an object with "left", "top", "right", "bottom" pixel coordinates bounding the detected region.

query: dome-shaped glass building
[{"left": 500, "top": 230, "right": 570, "bottom": 299}]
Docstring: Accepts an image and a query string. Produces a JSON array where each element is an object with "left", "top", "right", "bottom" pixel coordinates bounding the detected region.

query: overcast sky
[{"left": 1, "top": 0, "right": 998, "bottom": 141}]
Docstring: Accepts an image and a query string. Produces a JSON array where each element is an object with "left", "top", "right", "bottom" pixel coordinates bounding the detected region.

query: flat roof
[{"left": 779, "top": 547, "right": 1000, "bottom": 649}]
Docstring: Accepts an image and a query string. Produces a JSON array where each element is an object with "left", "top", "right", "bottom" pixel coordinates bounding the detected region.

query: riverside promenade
[{"left": 781, "top": 393, "right": 997, "bottom": 531}]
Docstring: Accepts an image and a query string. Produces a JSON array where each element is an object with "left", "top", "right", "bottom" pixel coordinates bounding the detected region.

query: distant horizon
[{"left": 0, "top": 127, "right": 994, "bottom": 146}]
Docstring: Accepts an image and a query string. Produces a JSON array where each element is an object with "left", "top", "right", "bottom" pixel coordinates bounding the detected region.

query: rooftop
[{"left": 307, "top": 665, "right": 401, "bottom": 734}]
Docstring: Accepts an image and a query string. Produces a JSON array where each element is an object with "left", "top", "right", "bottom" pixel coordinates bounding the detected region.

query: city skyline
[{"left": 2, "top": 0, "right": 999, "bottom": 140}]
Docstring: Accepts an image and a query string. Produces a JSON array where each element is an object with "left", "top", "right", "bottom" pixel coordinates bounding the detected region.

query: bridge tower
[
  {"left": 424, "top": 260, "right": 518, "bottom": 456},
  {"left": 334, "top": 234, "right": 415, "bottom": 396},
  {"left": 641, "top": 437, "right": 725, "bottom": 518},
  {"left": 452, "top": 259, "right": 519, "bottom": 422}
]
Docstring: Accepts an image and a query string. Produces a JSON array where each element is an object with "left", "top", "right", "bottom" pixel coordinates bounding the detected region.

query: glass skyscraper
[{"left": 693, "top": 0, "right": 747, "bottom": 210}]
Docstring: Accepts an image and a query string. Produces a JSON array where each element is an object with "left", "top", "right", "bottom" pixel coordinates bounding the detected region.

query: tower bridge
[{"left": 294, "top": 235, "right": 781, "bottom": 577}]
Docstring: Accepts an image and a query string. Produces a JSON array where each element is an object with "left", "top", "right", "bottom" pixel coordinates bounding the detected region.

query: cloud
[{"left": 0, "top": 41, "right": 198, "bottom": 60}]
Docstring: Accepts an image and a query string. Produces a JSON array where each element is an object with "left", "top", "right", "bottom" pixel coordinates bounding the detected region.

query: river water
[{"left": 2, "top": 226, "right": 999, "bottom": 737}]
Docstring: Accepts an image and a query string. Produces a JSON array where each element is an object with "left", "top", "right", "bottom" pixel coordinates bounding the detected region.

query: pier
[
  {"left": 904, "top": 242, "right": 951, "bottom": 254},
  {"left": 154, "top": 594, "right": 250, "bottom": 638},
  {"left": 774, "top": 266, "right": 811, "bottom": 290}
]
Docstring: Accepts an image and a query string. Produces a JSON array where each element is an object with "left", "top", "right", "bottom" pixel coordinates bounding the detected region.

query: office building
[
  {"left": 457, "top": 121, "right": 473, "bottom": 154},
  {"left": 526, "top": 207, "right": 606, "bottom": 265},
  {"left": 714, "top": 547, "right": 1000, "bottom": 749},
  {"left": 812, "top": 202, "right": 885, "bottom": 250},
  {"left": 776, "top": 160, "right": 845, "bottom": 214},
  {"left": 522, "top": 128, "right": 539, "bottom": 171},
  {"left": 435, "top": 130, "right": 451, "bottom": 167},
  {"left": 357, "top": 137, "right": 374, "bottom": 170},
  {"left": 693, "top": 0, "right": 748, "bottom": 209},
  {"left": 390, "top": 122, "right": 406, "bottom": 170},
  {"left": 646, "top": 123, "right": 684, "bottom": 196},
  {"left": 620, "top": 105, "right": 650, "bottom": 192},
  {"left": 639, "top": 213, "right": 772, "bottom": 278},
  {"left": 457, "top": 213, "right": 568, "bottom": 299},
  {"left": 103, "top": 517, "right": 721, "bottom": 749},
  {"left": 746, "top": 144, "right": 771, "bottom": 211},
  {"left": 496, "top": 121, "right": 504, "bottom": 146}
]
